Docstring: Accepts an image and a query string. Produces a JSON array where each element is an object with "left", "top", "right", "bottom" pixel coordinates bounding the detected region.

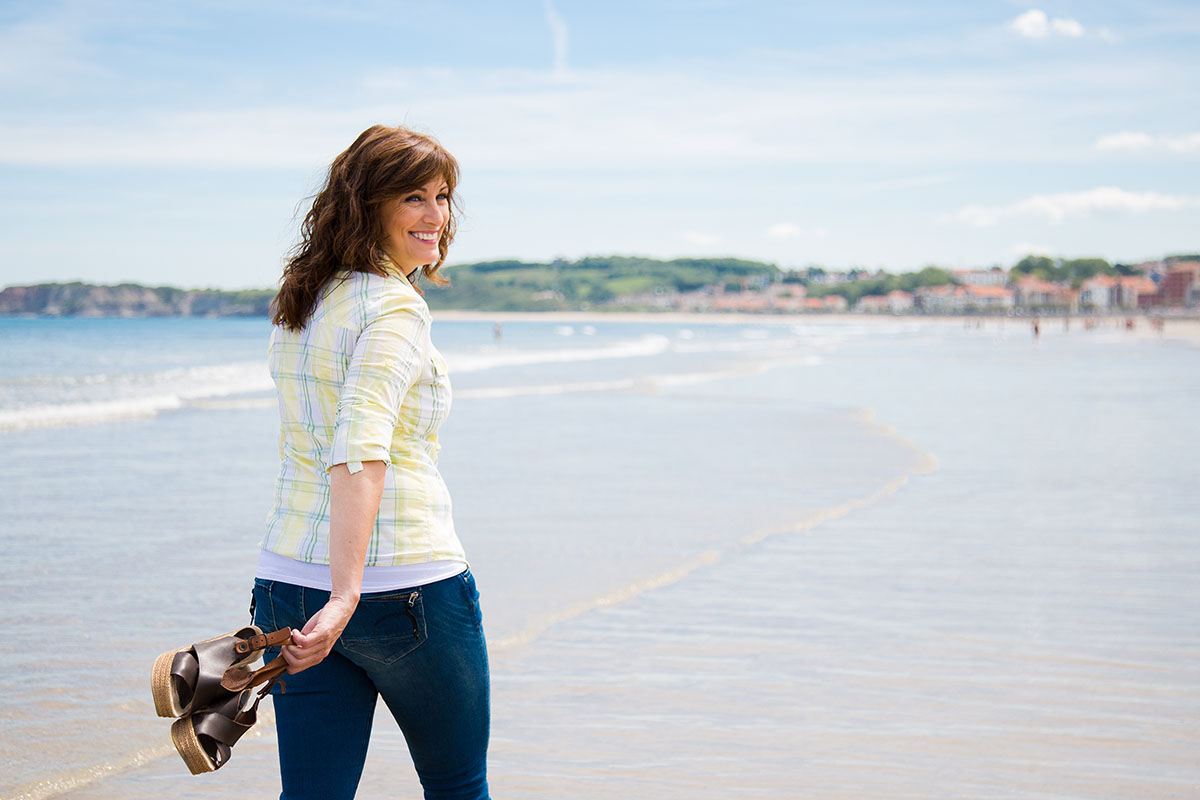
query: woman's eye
[
  {"left": 437, "top": 193, "right": 449, "bottom": 202},
  {"left": 405, "top": 194, "right": 422, "bottom": 203}
]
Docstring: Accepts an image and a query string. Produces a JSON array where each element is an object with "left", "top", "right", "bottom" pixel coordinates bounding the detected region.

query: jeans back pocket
[{"left": 338, "top": 589, "right": 427, "bottom": 665}]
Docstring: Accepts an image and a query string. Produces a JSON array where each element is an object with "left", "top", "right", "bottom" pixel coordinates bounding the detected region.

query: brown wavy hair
[{"left": 272, "top": 125, "right": 460, "bottom": 330}]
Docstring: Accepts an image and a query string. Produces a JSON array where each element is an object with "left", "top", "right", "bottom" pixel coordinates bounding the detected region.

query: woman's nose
[{"left": 423, "top": 199, "right": 445, "bottom": 223}]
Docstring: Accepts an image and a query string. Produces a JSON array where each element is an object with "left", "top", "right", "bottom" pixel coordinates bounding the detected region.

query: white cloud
[
  {"left": 0, "top": 107, "right": 363, "bottom": 167},
  {"left": 0, "top": 67, "right": 1028, "bottom": 170},
  {"left": 682, "top": 230, "right": 722, "bottom": 247},
  {"left": 1166, "top": 134, "right": 1200, "bottom": 153},
  {"left": 1009, "top": 9, "right": 1085, "bottom": 39},
  {"left": 1050, "top": 18, "right": 1085, "bottom": 37},
  {"left": 1095, "top": 131, "right": 1155, "bottom": 151},
  {"left": 1096, "top": 131, "right": 1200, "bottom": 153},
  {"left": 1010, "top": 10, "right": 1050, "bottom": 37},
  {"left": 0, "top": 60, "right": 1178, "bottom": 173},
  {"left": 943, "top": 187, "right": 1199, "bottom": 227},
  {"left": 766, "top": 223, "right": 827, "bottom": 240},
  {"left": 543, "top": 0, "right": 570, "bottom": 79}
]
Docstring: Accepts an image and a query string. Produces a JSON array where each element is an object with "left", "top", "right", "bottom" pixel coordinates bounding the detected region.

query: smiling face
[{"left": 379, "top": 177, "right": 451, "bottom": 274}]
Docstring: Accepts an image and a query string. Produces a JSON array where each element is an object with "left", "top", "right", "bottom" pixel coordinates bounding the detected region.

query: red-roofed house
[
  {"left": 710, "top": 292, "right": 771, "bottom": 312},
  {"left": 855, "top": 295, "right": 889, "bottom": 313},
  {"left": 1013, "top": 276, "right": 1072, "bottom": 309},
  {"left": 767, "top": 283, "right": 808, "bottom": 312},
  {"left": 1079, "top": 275, "right": 1119, "bottom": 309},
  {"left": 1118, "top": 276, "right": 1158, "bottom": 309},
  {"left": 916, "top": 284, "right": 966, "bottom": 313},
  {"left": 963, "top": 284, "right": 1015, "bottom": 310},
  {"left": 887, "top": 290, "right": 914, "bottom": 313}
]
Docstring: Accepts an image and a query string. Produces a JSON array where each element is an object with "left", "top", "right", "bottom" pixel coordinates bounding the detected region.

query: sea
[{"left": 0, "top": 314, "right": 1197, "bottom": 800}]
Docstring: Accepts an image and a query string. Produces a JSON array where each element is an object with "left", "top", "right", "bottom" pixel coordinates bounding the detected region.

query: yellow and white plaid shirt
[{"left": 262, "top": 269, "right": 464, "bottom": 568}]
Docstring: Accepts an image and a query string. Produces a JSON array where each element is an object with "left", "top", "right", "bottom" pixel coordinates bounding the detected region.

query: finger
[
  {"left": 286, "top": 646, "right": 331, "bottom": 674},
  {"left": 299, "top": 614, "right": 322, "bottom": 636}
]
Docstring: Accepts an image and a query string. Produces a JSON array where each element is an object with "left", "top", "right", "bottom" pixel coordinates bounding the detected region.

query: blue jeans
[{"left": 251, "top": 570, "right": 490, "bottom": 800}]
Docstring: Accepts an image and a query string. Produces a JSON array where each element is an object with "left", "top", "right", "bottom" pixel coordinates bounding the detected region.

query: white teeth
[{"left": 412, "top": 232, "right": 438, "bottom": 241}]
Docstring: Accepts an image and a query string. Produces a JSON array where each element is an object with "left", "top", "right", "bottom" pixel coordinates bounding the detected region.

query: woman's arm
[{"left": 281, "top": 460, "right": 386, "bottom": 673}]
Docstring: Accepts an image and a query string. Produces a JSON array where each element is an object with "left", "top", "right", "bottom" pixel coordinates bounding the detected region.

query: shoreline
[{"left": 432, "top": 309, "right": 1200, "bottom": 345}]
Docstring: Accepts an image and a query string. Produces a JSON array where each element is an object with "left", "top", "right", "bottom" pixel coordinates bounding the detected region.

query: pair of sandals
[{"left": 151, "top": 625, "right": 293, "bottom": 774}]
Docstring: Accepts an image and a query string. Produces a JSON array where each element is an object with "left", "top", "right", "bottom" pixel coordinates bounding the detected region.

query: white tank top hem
[{"left": 256, "top": 549, "right": 467, "bottom": 593}]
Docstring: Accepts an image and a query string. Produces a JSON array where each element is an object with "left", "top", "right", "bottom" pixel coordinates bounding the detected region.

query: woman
[{"left": 252, "top": 125, "right": 490, "bottom": 800}]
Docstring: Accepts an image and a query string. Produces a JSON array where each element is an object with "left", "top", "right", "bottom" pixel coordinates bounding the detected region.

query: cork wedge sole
[
  {"left": 168, "top": 673, "right": 283, "bottom": 776},
  {"left": 151, "top": 626, "right": 263, "bottom": 718},
  {"left": 151, "top": 648, "right": 187, "bottom": 717},
  {"left": 170, "top": 715, "right": 219, "bottom": 775}
]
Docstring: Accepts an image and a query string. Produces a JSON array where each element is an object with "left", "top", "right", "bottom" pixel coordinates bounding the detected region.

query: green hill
[{"left": 423, "top": 256, "right": 780, "bottom": 310}]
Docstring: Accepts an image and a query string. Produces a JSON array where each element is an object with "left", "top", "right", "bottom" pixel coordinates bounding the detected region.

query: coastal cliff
[{"left": 0, "top": 283, "right": 275, "bottom": 317}]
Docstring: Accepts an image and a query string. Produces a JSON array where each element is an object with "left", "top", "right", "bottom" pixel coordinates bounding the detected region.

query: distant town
[
  {"left": 604, "top": 256, "right": 1200, "bottom": 316},
  {"left": 1, "top": 254, "right": 1197, "bottom": 317}
]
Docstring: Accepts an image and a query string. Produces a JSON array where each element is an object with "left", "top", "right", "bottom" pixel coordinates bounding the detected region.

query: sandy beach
[
  {"left": 3, "top": 314, "right": 1198, "bottom": 800},
  {"left": 434, "top": 309, "right": 1200, "bottom": 345}
]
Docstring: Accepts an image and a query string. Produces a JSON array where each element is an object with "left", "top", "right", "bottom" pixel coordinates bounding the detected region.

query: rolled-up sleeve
[{"left": 326, "top": 287, "right": 430, "bottom": 473}]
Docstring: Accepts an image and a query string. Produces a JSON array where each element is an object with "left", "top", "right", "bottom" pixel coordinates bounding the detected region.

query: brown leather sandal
[
  {"left": 151, "top": 627, "right": 289, "bottom": 718},
  {"left": 170, "top": 657, "right": 289, "bottom": 774}
]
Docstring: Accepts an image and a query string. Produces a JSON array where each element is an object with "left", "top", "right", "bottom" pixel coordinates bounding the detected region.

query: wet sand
[{"left": 10, "top": 316, "right": 1198, "bottom": 800}]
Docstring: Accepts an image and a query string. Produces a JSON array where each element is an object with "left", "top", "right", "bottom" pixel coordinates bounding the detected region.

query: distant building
[
  {"left": 962, "top": 284, "right": 1015, "bottom": 311},
  {"left": 822, "top": 295, "right": 849, "bottom": 312},
  {"left": 807, "top": 271, "right": 852, "bottom": 286},
  {"left": 765, "top": 283, "right": 808, "bottom": 312},
  {"left": 953, "top": 268, "right": 1009, "bottom": 287},
  {"left": 1135, "top": 260, "right": 1168, "bottom": 282},
  {"left": 710, "top": 291, "right": 771, "bottom": 312},
  {"left": 887, "top": 290, "right": 914, "bottom": 313},
  {"left": 917, "top": 284, "right": 1013, "bottom": 313},
  {"left": 855, "top": 295, "right": 889, "bottom": 313},
  {"left": 1013, "top": 276, "right": 1073, "bottom": 310},
  {"left": 1079, "top": 275, "right": 1118, "bottom": 310},
  {"left": 1117, "top": 276, "right": 1158, "bottom": 310},
  {"left": 1162, "top": 262, "right": 1200, "bottom": 307},
  {"left": 916, "top": 284, "right": 965, "bottom": 313}
]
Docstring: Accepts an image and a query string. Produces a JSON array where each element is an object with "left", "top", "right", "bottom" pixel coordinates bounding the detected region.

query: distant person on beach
[{"left": 255, "top": 125, "right": 490, "bottom": 799}]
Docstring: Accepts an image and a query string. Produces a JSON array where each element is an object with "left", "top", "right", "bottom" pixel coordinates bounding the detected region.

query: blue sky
[{"left": 1, "top": 0, "right": 1197, "bottom": 288}]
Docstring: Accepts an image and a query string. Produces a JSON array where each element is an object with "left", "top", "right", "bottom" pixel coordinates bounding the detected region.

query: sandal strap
[
  {"left": 192, "top": 702, "right": 256, "bottom": 748},
  {"left": 189, "top": 637, "right": 244, "bottom": 711},
  {"left": 170, "top": 651, "right": 199, "bottom": 708},
  {"left": 234, "top": 628, "right": 293, "bottom": 655},
  {"left": 221, "top": 652, "right": 290, "bottom": 693},
  {"left": 189, "top": 674, "right": 284, "bottom": 772}
]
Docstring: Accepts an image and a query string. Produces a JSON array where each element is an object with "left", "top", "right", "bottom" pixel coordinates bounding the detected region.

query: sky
[{"left": 1, "top": 0, "right": 1198, "bottom": 289}]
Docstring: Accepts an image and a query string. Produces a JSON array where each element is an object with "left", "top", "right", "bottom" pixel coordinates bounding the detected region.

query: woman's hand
[
  {"left": 281, "top": 460, "right": 385, "bottom": 674},
  {"left": 281, "top": 592, "right": 359, "bottom": 674}
]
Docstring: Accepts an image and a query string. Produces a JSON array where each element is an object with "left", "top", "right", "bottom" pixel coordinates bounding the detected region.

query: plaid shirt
[{"left": 262, "top": 269, "right": 464, "bottom": 567}]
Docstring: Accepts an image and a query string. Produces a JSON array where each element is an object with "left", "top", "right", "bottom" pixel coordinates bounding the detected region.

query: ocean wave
[
  {"left": 0, "top": 330, "right": 821, "bottom": 432},
  {"left": 0, "top": 361, "right": 272, "bottom": 432},
  {"left": 443, "top": 334, "right": 672, "bottom": 372},
  {"left": 455, "top": 379, "right": 638, "bottom": 399}
]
